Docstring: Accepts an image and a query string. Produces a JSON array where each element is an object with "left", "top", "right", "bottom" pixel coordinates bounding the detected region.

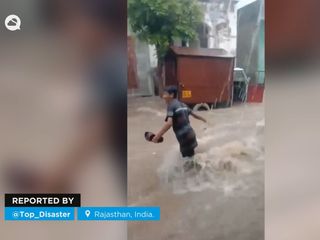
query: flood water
[{"left": 128, "top": 97, "right": 264, "bottom": 240}]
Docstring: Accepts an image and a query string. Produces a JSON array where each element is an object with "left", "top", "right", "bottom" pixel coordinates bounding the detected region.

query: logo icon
[
  {"left": 85, "top": 210, "right": 91, "bottom": 218},
  {"left": 12, "top": 211, "right": 19, "bottom": 219},
  {"left": 5, "top": 15, "right": 21, "bottom": 31}
]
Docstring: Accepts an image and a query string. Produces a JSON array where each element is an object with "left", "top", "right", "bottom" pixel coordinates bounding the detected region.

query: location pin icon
[{"left": 85, "top": 210, "right": 91, "bottom": 218}]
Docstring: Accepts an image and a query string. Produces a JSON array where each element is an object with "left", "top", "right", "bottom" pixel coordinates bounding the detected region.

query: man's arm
[
  {"left": 152, "top": 117, "right": 173, "bottom": 142},
  {"left": 190, "top": 111, "right": 207, "bottom": 123}
]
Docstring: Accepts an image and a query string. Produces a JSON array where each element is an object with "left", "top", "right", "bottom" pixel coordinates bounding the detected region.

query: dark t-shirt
[{"left": 166, "top": 99, "right": 198, "bottom": 154}]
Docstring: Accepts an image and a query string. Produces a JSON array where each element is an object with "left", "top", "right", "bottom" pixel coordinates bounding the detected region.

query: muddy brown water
[{"left": 128, "top": 97, "right": 264, "bottom": 240}]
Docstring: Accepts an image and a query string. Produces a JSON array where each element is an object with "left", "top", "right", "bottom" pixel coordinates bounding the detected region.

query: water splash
[{"left": 157, "top": 123, "right": 264, "bottom": 195}]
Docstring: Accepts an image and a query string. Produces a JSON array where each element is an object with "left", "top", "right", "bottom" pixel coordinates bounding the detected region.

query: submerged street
[{"left": 128, "top": 97, "right": 264, "bottom": 240}]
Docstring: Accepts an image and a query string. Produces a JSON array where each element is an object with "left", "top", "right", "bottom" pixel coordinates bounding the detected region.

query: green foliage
[{"left": 128, "top": 0, "right": 203, "bottom": 61}]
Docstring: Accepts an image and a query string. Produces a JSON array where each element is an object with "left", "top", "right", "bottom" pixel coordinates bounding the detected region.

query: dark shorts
[
  {"left": 181, "top": 148, "right": 195, "bottom": 158},
  {"left": 177, "top": 128, "right": 198, "bottom": 158}
]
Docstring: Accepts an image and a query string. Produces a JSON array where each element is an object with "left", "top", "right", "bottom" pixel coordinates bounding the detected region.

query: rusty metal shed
[{"left": 164, "top": 46, "right": 235, "bottom": 107}]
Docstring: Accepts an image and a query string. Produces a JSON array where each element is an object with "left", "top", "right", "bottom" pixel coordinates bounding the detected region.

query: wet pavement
[{"left": 128, "top": 97, "right": 264, "bottom": 240}]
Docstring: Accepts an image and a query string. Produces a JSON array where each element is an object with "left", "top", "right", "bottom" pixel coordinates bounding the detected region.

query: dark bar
[{"left": 5, "top": 194, "right": 81, "bottom": 207}]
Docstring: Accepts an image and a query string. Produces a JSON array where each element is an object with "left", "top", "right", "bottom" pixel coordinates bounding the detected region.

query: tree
[{"left": 128, "top": 0, "right": 203, "bottom": 93}]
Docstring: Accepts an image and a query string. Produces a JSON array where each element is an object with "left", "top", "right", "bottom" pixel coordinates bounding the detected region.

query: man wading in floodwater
[{"left": 152, "top": 86, "right": 207, "bottom": 171}]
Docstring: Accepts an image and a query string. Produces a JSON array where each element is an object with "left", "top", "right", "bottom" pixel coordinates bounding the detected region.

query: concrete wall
[
  {"left": 236, "top": 0, "right": 265, "bottom": 84},
  {"left": 127, "top": 35, "right": 155, "bottom": 97}
]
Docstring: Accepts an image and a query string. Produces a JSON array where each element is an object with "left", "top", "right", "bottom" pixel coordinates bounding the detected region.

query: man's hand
[
  {"left": 152, "top": 134, "right": 161, "bottom": 143},
  {"left": 152, "top": 118, "right": 172, "bottom": 143}
]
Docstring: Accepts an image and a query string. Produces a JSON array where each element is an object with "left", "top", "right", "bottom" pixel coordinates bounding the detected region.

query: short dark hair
[{"left": 164, "top": 85, "right": 178, "bottom": 98}]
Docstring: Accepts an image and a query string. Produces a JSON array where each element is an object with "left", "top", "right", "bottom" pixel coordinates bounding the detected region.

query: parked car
[{"left": 233, "top": 67, "right": 250, "bottom": 103}]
